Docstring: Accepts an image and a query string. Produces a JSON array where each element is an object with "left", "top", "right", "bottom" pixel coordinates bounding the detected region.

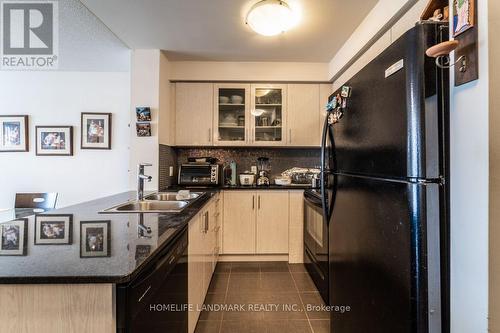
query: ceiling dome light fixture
[{"left": 245, "top": 0, "right": 300, "bottom": 36}]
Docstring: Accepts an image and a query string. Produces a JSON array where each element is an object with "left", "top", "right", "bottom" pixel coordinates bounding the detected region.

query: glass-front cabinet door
[
  {"left": 250, "top": 84, "right": 287, "bottom": 146},
  {"left": 213, "top": 84, "right": 250, "bottom": 145}
]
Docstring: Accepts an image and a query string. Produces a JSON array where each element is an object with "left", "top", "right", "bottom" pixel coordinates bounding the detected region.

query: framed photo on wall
[
  {"left": 35, "top": 126, "right": 73, "bottom": 156},
  {"left": 34, "top": 214, "right": 73, "bottom": 245},
  {"left": 136, "top": 122, "right": 151, "bottom": 137},
  {"left": 80, "top": 220, "right": 111, "bottom": 258},
  {"left": 0, "top": 115, "right": 29, "bottom": 152},
  {"left": 0, "top": 219, "right": 28, "bottom": 256},
  {"left": 136, "top": 107, "right": 151, "bottom": 121},
  {"left": 453, "top": 0, "right": 475, "bottom": 37},
  {"left": 81, "top": 113, "right": 112, "bottom": 149}
]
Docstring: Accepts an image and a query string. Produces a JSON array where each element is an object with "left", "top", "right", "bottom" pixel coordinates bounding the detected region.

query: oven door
[{"left": 303, "top": 190, "right": 329, "bottom": 303}]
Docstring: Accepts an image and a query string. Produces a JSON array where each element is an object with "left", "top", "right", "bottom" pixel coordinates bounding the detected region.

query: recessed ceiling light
[{"left": 245, "top": 0, "right": 301, "bottom": 37}]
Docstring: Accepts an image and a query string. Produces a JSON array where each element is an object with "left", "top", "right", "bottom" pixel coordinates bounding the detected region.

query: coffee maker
[{"left": 256, "top": 157, "right": 270, "bottom": 186}]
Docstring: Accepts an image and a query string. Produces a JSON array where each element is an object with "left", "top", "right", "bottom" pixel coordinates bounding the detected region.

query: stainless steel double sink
[{"left": 100, "top": 192, "right": 203, "bottom": 214}]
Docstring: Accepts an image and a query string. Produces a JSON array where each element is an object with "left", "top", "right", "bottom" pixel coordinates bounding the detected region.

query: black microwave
[{"left": 178, "top": 164, "right": 220, "bottom": 186}]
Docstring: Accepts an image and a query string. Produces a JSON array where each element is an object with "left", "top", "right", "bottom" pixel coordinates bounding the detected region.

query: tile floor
[{"left": 194, "top": 262, "right": 330, "bottom": 333}]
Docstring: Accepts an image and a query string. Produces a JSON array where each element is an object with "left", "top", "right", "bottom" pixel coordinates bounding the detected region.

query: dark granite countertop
[
  {"left": 0, "top": 191, "right": 215, "bottom": 284},
  {"left": 164, "top": 185, "right": 314, "bottom": 191},
  {"left": 221, "top": 184, "right": 315, "bottom": 190}
]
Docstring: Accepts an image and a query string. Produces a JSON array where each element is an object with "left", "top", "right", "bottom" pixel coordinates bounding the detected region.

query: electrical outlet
[
  {"left": 251, "top": 166, "right": 257, "bottom": 174},
  {"left": 169, "top": 166, "right": 174, "bottom": 177}
]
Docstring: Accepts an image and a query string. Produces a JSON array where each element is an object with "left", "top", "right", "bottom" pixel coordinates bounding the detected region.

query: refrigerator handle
[
  {"left": 320, "top": 115, "right": 329, "bottom": 220},
  {"left": 321, "top": 113, "right": 338, "bottom": 225}
]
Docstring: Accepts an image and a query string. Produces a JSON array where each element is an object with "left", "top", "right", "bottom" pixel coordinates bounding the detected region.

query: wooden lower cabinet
[
  {"left": 188, "top": 211, "right": 204, "bottom": 333},
  {"left": 223, "top": 191, "right": 290, "bottom": 255},
  {"left": 222, "top": 191, "right": 256, "bottom": 254},
  {"left": 187, "top": 196, "right": 220, "bottom": 333},
  {"left": 211, "top": 193, "right": 222, "bottom": 271},
  {"left": 256, "top": 191, "right": 289, "bottom": 253},
  {"left": 288, "top": 191, "right": 305, "bottom": 263}
]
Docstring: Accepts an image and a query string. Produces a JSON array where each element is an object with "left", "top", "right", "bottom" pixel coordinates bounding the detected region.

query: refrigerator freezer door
[
  {"left": 331, "top": 24, "right": 445, "bottom": 180},
  {"left": 329, "top": 174, "right": 442, "bottom": 333}
]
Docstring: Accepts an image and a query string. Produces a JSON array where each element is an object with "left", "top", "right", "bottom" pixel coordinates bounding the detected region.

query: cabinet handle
[
  {"left": 208, "top": 128, "right": 211, "bottom": 142},
  {"left": 289, "top": 129, "right": 292, "bottom": 144},
  {"left": 252, "top": 195, "right": 255, "bottom": 210},
  {"left": 258, "top": 195, "right": 261, "bottom": 209},
  {"left": 246, "top": 129, "right": 248, "bottom": 143},
  {"left": 205, "top": 212, "right": 209, "bottom": 232}
]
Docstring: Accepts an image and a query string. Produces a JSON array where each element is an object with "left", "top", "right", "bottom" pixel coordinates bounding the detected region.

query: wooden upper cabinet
[
  {"left": 287, "top": 84, "right": 320, "bottom": 146},
  {"left": 250, "top": 84, "right": 288, "bottom": 146},
  {"left": 319, "top": 84, "right": 333, "bottom": 143},
  {"left": 213, "top": 84, "right": 251, "bottom": 146},
  {"left": 173, "top": 82, "right": 332, "bottom": 147},
  {"left": 175, "top": 83, "right": 213, "bottom": 146}
]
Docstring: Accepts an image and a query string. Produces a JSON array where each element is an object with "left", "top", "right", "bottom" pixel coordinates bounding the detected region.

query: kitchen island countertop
[{"left": 0, "top": 191, "right": 216, "bottom": 284}]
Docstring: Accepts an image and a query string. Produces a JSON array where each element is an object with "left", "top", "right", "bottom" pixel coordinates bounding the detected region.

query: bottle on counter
[
  {"left": 230, "top": 161, "right": 237, "bottom": 186},
  {"left": 223, "top": 164, "right": 232, "bottom": 186}
]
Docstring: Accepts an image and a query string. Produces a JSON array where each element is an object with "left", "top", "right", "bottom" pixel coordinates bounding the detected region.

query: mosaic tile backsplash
[
  {"left": 159, "top": 144, "right": 178, "bottom": 190},
  {"left": 159, "top": 145, "right": 321, "bottom": 188}
]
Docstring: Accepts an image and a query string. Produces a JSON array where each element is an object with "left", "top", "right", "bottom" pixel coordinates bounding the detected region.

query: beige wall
[
  {"left": 328, "top": 0, "right": 418, "bottom": 80},
  {"left": 0, "top": 0, "right": 131, "bottom": 209},
  {"left": 450, "top": 0, "right": 489, "bottom": 330},
  {"left": 489, "top": 0, "right": 500, "bottom": 330},
  {"left": 169, "top": 61, "right": 330, "bottom": 82},
  {"left": 332, "top": 0, "right": 428, "bottom": 91},
  {"left": 129, "top": 50, "right": 161, "bottom": 190},
  {"left": 129, "top": 50, "right": 174, "bottom": 189}
]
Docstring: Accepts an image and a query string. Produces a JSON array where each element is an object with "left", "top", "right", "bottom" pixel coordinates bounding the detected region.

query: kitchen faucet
[
  {"left": 137, "top": 213, "right": 152, "bottom": 238},
  {"left": 137, "top": 163, "right": 152, "bottom": 201}
]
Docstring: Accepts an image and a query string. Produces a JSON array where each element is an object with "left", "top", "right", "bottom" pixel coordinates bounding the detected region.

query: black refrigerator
[{"left": 321, "top": 22, "right": 450, "bottom": 333}]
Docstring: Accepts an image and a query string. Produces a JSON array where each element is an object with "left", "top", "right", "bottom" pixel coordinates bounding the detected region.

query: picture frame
[
  {"left": 36, "top": 126, "right": 73, "bottom": 156},
  {"left": 34, "top": 214, "right": 73, "bottom": 245},
  {"left": 80, "top": 220, "right": 111, "bottom": 258},
  {"left": 136, "top": 107, "right": 151, "bottom": 122},
  {"left": 0, "top": 115, "right": 29, "bottom": 152},
  {"left": 0, "top": 219, "right": 28, "bottom": 256},
  {"left": 453, "top": 0, "right": 475, "bottom": 37},
  {"left": 136, "top": 122, "right": 152, "bottom": 137},
  {"left": 81, "top": 113, "right": 112, "bottom": 150}
]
